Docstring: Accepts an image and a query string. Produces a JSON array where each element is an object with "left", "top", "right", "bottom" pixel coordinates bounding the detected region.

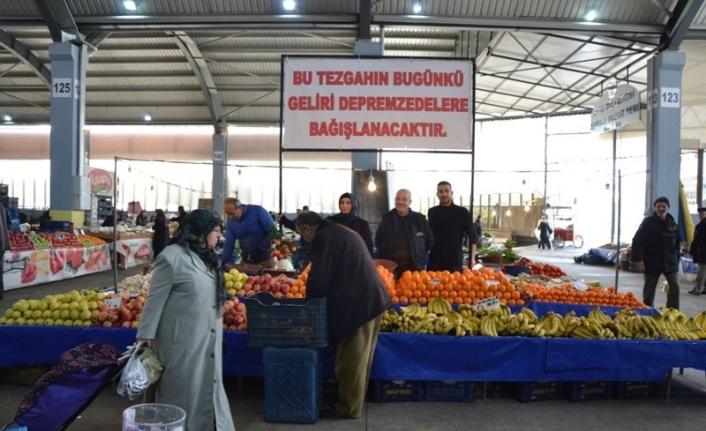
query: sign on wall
[
  {"left": 85, "top": 167, "right": 114, "bottom": 196},
  {"left": 590, "top": 84, "right": 641, "bottom": 134},
  {"left": 283, "top": 58, "right": 473, "bottom": 150}
]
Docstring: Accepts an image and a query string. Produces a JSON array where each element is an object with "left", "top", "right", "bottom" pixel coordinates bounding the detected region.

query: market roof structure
[{"left": 0, "top": 0, "right": 705, "bottom": 129}]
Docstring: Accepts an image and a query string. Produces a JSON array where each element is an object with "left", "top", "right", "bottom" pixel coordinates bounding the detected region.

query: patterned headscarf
[{"left": 170, "top": 209, "right": 226, "bottom": 315}]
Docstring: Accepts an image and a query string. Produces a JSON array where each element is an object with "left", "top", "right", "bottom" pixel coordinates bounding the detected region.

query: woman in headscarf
[
  {"left": 327, "top": 192, "right": 374, "bottom": 256},
  {"left": 137, "top": 209, "right": 235, "bottom": 431}
]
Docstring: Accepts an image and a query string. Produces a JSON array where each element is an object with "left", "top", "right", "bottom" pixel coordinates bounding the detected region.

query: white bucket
[{"left": 122, "top": 403, "right": 186, "bottom": 431}]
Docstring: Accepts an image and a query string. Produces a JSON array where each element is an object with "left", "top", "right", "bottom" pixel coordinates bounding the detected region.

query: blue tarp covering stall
[{"left": 1, "top": 326, "right": 703, "bottom": 382}]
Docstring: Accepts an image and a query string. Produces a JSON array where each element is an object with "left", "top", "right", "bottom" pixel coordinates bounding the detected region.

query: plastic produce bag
[
  {"left": 117, "top": 346, "right": 151, "bottom": 400},
  {"left": 139, "top": 348, "right": 163, "bottom": 385}
]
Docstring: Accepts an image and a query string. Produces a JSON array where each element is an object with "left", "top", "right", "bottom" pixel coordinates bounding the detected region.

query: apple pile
[
  {"left": 29, "top": 232, "right": 51, "bottom": 249},
  {"left": 224, "top": 268, "right": 248, "bottom": 296},
  {"left": 239, "top": 272, "right": 295, "bottom": 299},
  {"left": 222, "top": 298, "right": 247, "bottom": 331},
  {"left": 9, "top": 231, "right": 34, "bottom": 252},
  {"left": 92, "top": 292, "right": 146, "bottom": 329},
  {"left": 42, "top": 232, "right": 83, "bottom": 248}
]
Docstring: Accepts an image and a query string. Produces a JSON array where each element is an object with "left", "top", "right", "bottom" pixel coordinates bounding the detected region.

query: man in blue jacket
[{"left": 221, "top": 198, "right": 275, "bottom": 265}]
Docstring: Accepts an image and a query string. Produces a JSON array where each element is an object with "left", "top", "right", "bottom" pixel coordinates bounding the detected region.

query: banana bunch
[
  {"left": 588, "top": 308, "right": 612, "bottom": 326},
  {"left": 427, "top": 297, "right": 454, "bottom": 315},
  {"left": 566, "top": 316, "right": 616, "bottom": 339},
  {"left": 536, "top": 312, "right": 565, "bottom": 337},
  {"left": 381, "top": 308, "right": 400, "bottom": 331},
  {"left": 480, "top": 313, "right": 500, "bottom": 337},
  {"left": 693, "top": 311, "right": 706, "bottom": 333},
  {"left": 652, "top": 308, "right": 706, "bottom": 341}
]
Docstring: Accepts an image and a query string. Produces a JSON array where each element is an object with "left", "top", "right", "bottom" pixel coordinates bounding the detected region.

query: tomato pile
[{"left": 515, "top": 258, "right": 566, "bottom": 277}]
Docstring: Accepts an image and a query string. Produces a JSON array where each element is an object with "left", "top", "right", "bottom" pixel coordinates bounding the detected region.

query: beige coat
[{"left": 137, "top": 244, "right": 235, "bottom": 431}]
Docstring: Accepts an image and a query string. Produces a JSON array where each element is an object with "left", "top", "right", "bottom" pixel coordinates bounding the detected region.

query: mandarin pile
[
  {"left": 392, "top": 268, "right": 524, "bottom": 306},
  {"left": 524, "top": 283, "right": 646, "bottom": 308}
]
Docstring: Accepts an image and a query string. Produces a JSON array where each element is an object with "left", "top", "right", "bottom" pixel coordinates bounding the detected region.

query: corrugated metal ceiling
[{"left": 0, "top": 0, "right": 703, "bottom": 126}]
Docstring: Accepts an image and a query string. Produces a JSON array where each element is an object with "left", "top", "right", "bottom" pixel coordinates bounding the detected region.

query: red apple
[
  {"left": 122, "top": 321, "right": 132, "bottom": 328},
  {"left": 243, "top": 283, "right": 253, "bottom": 291},
  {"left": 273, "top": 292, "right": 283, "bottom": 298},
  {"left": 236, "top": 289, "right": 246, "bottom": 296},
  {"left": 263, "top": 273, "right": 272, "bottom": 281},
  {"left": 245, "top": 291, "right": 256, "bottom": 297},
  {"left": 281, "top": 284, "right": 291, "bottom": 294},
  {"left": 261, "top": 284, "right": 271, "bottom": 292},
  {"left": 237, "top": 323, "right": 247, "bottom": 331},
  {"left": 235, "top": 303, "right": 246, "bottom": 312},
  {"left": 234, "top": 314, "right": 245, "bottom": 324},
  {"left": 224, "top": 315, "right": 234, "bottom": 325},
  {"left": 253, "top": 284, "right": 261, "bottom": 292},
  {"left": 103, "top": 321, "right": 113, "bottom": 328},
  {"left": 247, "top": 276, "right": 257, "bottom": 284},
  {"left": 228, "top": 324, "right": 238, "bottom": 331},
  {"left": 108, "top": 312, "right": 119, "bottom": 323},
  {"left": 232, "top": 297, "right": 239, "bottom": 304},
  {"left": 272, "top": 284, "right": 281, "bottom": 293},
  {"left": 224, "top": 300, "right": 234, "bottom": 309},
  {"left": 97, "top": 311, "right": 109, "bottom": 322}
]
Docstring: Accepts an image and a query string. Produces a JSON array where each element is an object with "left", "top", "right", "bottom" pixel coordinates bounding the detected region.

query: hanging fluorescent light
[
  {"left": 505, "top": 210, "right": 512, "bottom": 217},
  {"left": 3, "top": 115, "right": 11, "bottom": 122},
  {"left": 585, "top": 10, "right": 597, "bottom": 21},
  {"left": 524, "top": 205, "right": 530, "bottom": 212},
  {"left": 412, "top": 4, "right": 422, "bottom": 13},
  {"left": 367, "top": 171, "right": 376, "bottom": 192},
  {"left": 491, "top": 210, "right": 497, "bottom": 217},
  {"left": 123, "top": 1, "right": 137, "bottom": 11},
  {"left": 283, "top": 0, "right": 296, "bottom": 11},
  {"left": 143, "top": 114, "right": 152, "bottom": 121}
]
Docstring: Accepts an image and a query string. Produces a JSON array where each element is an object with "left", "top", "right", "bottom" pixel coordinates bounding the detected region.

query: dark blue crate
[
  {"left": 263, "top": 347, "right": 321, "bottom": 424},
  {"left": 371, "top": 380, "right": 423, "bottom": 402},
  {"left": 567, "top": 381, "right": 613, "bottom": 402},
  {"left": 423, "top": 381, "right": 474, "bottom": 402},
  {"left": 246, "top": 292, "right": 327, "bottom": 348},
  {"left": 614, "top": 381, "right": 661, "bottom": 399},
  {"left": 517, "top": 381, "right": 565, "bottom": 402}
]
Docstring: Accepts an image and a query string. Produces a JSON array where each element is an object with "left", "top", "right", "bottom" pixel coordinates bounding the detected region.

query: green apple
[
  {"left": 234, "top": 281, "right": 243, "bottom": 290},
  {"left": 23, "top": 310, "right": 33, "bottom": 319},
  {"left": 51, "top": 310, "right": 61, "bottom": 320},
  {"left": 60, "top": 310, "right": 70, "bottom": 320},
  {"left": 0, "top": 317, "right": 6, "bottom": 324},
  {"left": 42, "top": 310, "right": 52, "bottom": 319},
  {"left": 80, "top": 310, "right": 92, "bottom": 321},
  {"left": 226, "top": 281, "right": 234, "bottom": 289},
  {"left": 32, "top": 310, "right": 42, "bottom": 319},
  {"left": 44, "top": 318, "right": 54, "bottom": 325},
  {"left": 70, "top": 310, "right": 80, "bottom": 320}
]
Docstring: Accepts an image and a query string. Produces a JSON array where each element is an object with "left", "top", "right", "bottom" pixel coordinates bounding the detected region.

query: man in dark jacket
[
  {"left": 688, "top": 206, "right": 706, "bottom": 295},
  {"left": 221, "top": 197, "right": 275, "bottom": 265},
  {"left": 297, "top": 211, "right": 390, "bottom": 420},
  {"left": 375, "top": 189, "right": 434, "bottom": 277},
  {"left": 0, "top": 203, "right": 9, "bottom": 299},
  {"left": 428, "top": 181, "right": 477, "bottom": 272},
  {"left": 631, "top": 196, "right": 681, "bottom": 309}
]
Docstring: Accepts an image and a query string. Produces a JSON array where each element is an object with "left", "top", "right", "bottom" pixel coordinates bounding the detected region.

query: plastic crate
[
  {"left": 614, "top": 381, "right": 661, "bottom": 399},
  {"left": 423, "top": 381, "right": 474, "bottom": 402},
  {"left": 371, "top": 380, "right": 423, "bottom": 402},
  {"left": 567, "top": 381, "right": 613, "bottom": 402},
  {"left": 517, "top": 381, "right": 565, "bottom": 402},
  {"left": 263, "top": 347, "right": 321, "bottom": 424},
  {"left": 246, "top": 292, "right": 328, "bottom": 348}
]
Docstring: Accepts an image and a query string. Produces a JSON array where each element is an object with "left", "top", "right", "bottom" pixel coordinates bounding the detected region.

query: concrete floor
[{"left": 2, "top": 245, "right": 706, "bottom": 430}]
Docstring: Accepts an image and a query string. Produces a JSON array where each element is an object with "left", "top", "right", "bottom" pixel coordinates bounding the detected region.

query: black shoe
[
  {"left": 319, "top": 408, "right": 355, "bottom": 420},
  {"left": 688, "top": 290, "right": 701, "bottom": 295}
]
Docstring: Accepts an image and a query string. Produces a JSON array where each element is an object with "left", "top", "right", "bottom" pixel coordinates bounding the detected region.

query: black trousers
[{"left": 0, "top": 258, "right": 4, "bottom": 299}]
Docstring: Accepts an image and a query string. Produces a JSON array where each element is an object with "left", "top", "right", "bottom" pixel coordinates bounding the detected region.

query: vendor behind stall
[{"left": 221, "top": 198, "right": 275, "bottom": 266}]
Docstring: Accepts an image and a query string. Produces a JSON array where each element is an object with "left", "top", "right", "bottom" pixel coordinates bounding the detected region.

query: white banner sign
[
  {"left": 283, "top": 58, "right": 473, "bottom": 150},
  {"left": 114, "top": 237, "right": 154, "bottom": 269},
  {"left": 590, "top": 84, "right": 641, "bottom": 134},
  {"left": 3, "top": 245, "right": 111, "bottom": 291}
]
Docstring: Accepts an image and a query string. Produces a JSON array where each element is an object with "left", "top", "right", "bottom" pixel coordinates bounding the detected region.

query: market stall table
[{"left": 1, "top": 326, "right": 700, "bottom": 383}]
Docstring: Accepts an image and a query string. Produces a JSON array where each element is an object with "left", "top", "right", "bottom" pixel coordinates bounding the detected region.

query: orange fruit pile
[
  {"left": 392, "top": 268, "right": 523, "bottom": 306},
  {"left": 287, "top": 264, "right": 309, "bottom": 298},
  {"left": 524, "top": 283, "right": 646, "bottom": 308},
  {"left": 377, "top": 265, "right": 395, "bottom": 296}
]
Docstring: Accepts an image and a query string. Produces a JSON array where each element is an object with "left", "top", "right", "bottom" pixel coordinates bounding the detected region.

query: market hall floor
[{"left": 2, "top": 246, "right": 706, "bottom": 430}]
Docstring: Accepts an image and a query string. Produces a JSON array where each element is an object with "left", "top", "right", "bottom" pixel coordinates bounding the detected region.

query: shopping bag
[{"left": 116, "top": 343, "right": 151, "bottom": 400}]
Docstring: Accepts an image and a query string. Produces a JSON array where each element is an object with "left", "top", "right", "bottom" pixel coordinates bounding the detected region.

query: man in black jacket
[
  {"left": 428, "top": 181, "right": 477, "bottom": 272},
  {"left": 0, "top": 203, "right": 9, "bottom": 300},
  {"left": 688, "top": 206, "right": 706, "bottom": 295},
  {"left": 631, "top": 196, "right": 681, "bottom": 309},
  {"left": 375, "top": 189, "right": 434, "bottom": 277},
  {"left": 296, "top": 211, "right": 390, "bottom": 420}
]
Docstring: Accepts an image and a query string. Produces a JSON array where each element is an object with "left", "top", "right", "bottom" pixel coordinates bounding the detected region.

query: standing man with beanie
[
  {"left": 296, "top": 211, "right": 390, "bottom": 420},
  {"left": 631, "top": 196, "right": 681, "bottom": 309},
  {"left": 688, "top": 206, "right": 706, "bottom": 295}
]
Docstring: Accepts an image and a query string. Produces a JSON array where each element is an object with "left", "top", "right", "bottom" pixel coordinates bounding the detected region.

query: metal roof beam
[
  {"left": 538, "top": 33, "right": 654, "bottom": 53},
  {"left": 476, "top": 87, "right": 590, "bottom": 110},
  {"left": 0, "top": 30, "right": 51, "bottom": 87},
  {"left": 33, "top": 0, "right": 80, "bottom": 42},
  {"left": 359, "top": 0, "right": 372, "bottom": 40},
  {"left": 169, "top": 31, "right": 226, "bottom": 133},
  {"left": 660, "top": 0, "right": 705, "bottom": 49},
  {"left": 477, "top": 72, "right": 603, "bottom": 98},
  {"left": 372, "top": 15, "right": 664, "bottom": 35},
  {"left": 84, "top": 32, "right": 112, "bottom": 47}
]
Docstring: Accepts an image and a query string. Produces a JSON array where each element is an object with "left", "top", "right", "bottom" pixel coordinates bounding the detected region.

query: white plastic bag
[{"left": 117, "top": 347, "right": 151, "bottom": 400}]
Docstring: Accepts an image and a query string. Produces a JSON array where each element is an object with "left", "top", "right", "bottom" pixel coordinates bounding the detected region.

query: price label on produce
[
  {"left": 475, "top": 296, "right": 500, "bottom": 310},
  {"left": 486, "top": 280, "right": 500, "bottom": 286},
  {"left": 105, "top": 297, "right": 122, "bottom": 309},
  {"left": 573, "top": 281, "right": 588, "bottom": 292},
  {"left": 429, "top": 278, "right": 440, "bottom": 286}
]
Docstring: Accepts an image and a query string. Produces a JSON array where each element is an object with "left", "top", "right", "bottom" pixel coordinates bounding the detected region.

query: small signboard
[
  {"left": 475, "top": 296, "right": 500, "bottom": 310},
  {"left": 590, "top": 84, "right": 641, "bottom": 134}
]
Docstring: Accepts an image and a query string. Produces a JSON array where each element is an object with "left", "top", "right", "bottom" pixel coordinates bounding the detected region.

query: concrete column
[
  {"left": 48, "top": 42, "right": 87, "bottom": 225},
  {"left": 645, "top": 51, "right": 686, "bottom": 216},
  {"left": 212, "top": 131, "right": 228, "bottom": 214}
]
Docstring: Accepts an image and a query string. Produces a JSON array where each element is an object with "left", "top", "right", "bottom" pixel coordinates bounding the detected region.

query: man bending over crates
[{"left": 296, "top": 211, "right": 391, "bottom": 420}]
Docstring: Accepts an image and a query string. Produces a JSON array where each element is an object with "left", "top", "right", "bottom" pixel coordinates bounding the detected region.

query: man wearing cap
[
  {"left": 688, "top": 206, "right": 706, "bottom": 295},
  {"left": 631, "top": 197, "right": 681, "bottom": 309}
]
